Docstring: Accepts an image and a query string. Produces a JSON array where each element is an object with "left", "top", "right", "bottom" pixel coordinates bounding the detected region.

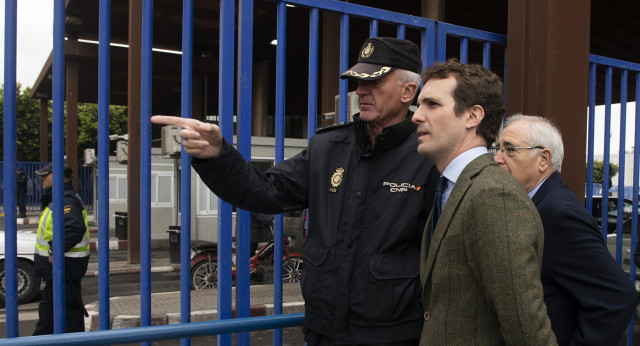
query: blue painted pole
[
  {"left": 218, "top": 0, "right": 235, "bottom": 344},
  {"left": 236, "top": 0, "right": 254, "bottom": 344},
  {"left": 97, "top": 0, "right": 112, "bottom": 331},
  {"left": 2, "top": 0, "right": 18, "bottom": 337},
  {"left": 140, "top": 2, "right": 153, "bottom": 346},
  {"left": 274, "top": 2, "right": 287, "bottom": 344},
  {"left": 180, "top": 1, "right": 194, "bottom": 345},
  {"left": 52, "top": 0, "right": 67, "bottom": 333}
]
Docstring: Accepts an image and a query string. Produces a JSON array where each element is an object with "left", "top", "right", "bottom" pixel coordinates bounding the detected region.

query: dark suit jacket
[
  {"left": 533, "top": 171, "right": 637, "bottom": 346},
  {"left": 420, "top": 153, "right": 557, "bottom": 345}
]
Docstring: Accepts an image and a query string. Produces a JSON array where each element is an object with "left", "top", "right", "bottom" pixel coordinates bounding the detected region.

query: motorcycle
[{"left": 190, "top": 227, "right": 304, "bottom": 290}]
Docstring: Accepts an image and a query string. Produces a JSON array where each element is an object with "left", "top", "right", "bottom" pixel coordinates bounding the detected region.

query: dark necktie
[{"left": 431, "top": 176, "right": 448, "bottom": 237}]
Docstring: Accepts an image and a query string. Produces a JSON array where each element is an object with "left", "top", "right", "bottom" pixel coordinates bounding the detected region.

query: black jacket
[
  {"left": 534, "top": 172, "right": 636, "bottom": 345},
  {"left": 34, "top": 182, "right": 89, "bottom": 280},
  {"left": 193, "top": 114, "right": 438, "bottom": 344}
]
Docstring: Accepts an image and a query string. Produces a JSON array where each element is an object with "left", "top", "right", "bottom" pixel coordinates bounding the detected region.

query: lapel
[
  {"left": 421, "top": 153, "right": 496, "bottom": 285},
  {"left": 531, "top": 171, "right": 561, "bottom": 207}
]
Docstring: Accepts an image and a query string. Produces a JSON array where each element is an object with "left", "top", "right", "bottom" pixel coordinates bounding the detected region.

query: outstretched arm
[{"left": 151, "top": 115, "right": 223, "bottom": 159}]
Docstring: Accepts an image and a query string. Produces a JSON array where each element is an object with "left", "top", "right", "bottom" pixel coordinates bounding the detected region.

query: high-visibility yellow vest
[{"left": 35, "top": 192, "right": 90, "bottom": 258}]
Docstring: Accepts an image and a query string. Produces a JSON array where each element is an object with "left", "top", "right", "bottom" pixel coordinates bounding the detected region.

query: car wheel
[
  {"left": 191, "top": 260, "right": 218, "bottom": 290},
  {"left": 283, "top": 255, "right": 303, "bottom": 283},
  {"left": 0, "top": 259, "right": 41, "bottom": 304}
]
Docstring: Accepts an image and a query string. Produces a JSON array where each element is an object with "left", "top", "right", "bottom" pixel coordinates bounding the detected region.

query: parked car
[
  {"left": 0, "top": 230, "right": 41, "bottom": 304},
  {"left": 590, "top": 196, "right": 637, "bottom": 275}
]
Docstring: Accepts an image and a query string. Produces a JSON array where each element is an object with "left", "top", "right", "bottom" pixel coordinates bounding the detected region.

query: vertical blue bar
[
  {"left": 97, "top": 0, "right": 112, "bottom": 331},
  {"left": 482, "top": 42, "right": 491, "bottom": 70},
  {"left": 459, "top": 37, "right": 468, "bottom": 63},
  {"left": 586, "top": 63, "right": 596, "bottom": 212},
  {"left": 369, "top": 19, "right": 378, "bottom": 37},
  {"left": 2, "top": 0, "right": 18, "bottom": 337},
  {"left": 52, "top": 0, "right": 67, "bottom": 334},
  {"left": 629, "top": 72, "right": 640, "bottom": 346},
  {"left": 600, "top": 66, "right": 612, "bottom": 241},
  {"left": 180, "top": 1, "right": 193, "bottom": 345},
  {"left": 396, "top": 24, "right": 405, "bottom": 39},
  {"left": 140, "top": 2, "right": 153, "bottom": 345},
  {"left": 615, "top": 69, "right": 627, "bottom": 263},
  {"left": 218, "top": 0, "right": 235, "bottom": 345},
  {"left": 338, "top": 14, "right": 349, "bottom": 123},
  {"left": 423, "top": 23, "right": 436, "bottom": 68},
  {"left": 236, "top": 0, "right": 253, "bottom": 344},
  {"left": 274, "top": 2, "right": 287, "bottom": 344},
  {"left": 308, "top": 8, "right": 319, "bottom": 138},
  {"left": 436, "top": 26, "right": 447, "bottom": 62}
]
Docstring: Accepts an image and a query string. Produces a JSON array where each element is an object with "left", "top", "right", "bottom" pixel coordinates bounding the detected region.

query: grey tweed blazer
[{"left": 420, "top": 153, "right": 557, "bottom": 346}]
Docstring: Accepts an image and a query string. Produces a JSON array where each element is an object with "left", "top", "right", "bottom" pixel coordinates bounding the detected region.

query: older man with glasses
[{"left": 495, "top": 114, "right": 637, "bottom": 346}]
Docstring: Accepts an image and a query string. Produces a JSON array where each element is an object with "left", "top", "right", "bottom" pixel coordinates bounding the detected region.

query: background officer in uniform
[
  {"left": 152, "top": 37, "right": 439, "bottom": 345},
  {"left": 33, "top": 163, "right": 90, "bottom": 335},
  {"left": 16, "top": 167, "right": 28, "bottom": 218}
]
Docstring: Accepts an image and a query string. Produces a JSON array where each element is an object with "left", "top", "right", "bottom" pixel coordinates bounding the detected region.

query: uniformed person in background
[
  {"left": 152, "top": 36, "right": 439, "bottom": 345},
  {"left": 33, "top": 163, "right": 90, "bottom": 335}
]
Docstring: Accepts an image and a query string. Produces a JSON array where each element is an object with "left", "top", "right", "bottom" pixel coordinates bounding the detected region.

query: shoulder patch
[
  {"left": 64, "top": 205, "right": 72, "bottom": 215},
  {"left": 315, "top": 121, "right": 353, "bottom": 134}
]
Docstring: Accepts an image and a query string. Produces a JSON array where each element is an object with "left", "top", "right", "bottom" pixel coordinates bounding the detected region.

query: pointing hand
[{"left": 151, "top": 115, "right": 223, "bottom": 159}]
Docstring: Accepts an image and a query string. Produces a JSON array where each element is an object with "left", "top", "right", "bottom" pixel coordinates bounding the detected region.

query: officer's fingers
[{"left": 151, "top": 115, "right": 200, "bottom": 130}]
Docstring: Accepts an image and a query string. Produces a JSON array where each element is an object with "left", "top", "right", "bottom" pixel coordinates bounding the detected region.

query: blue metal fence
[
  {"left": 0, "top": 162, "right": 94, "bottom": 214},
  {"left": 4, "top": 0, "right": 636, "bottom": 345},
  {"left": 586, "top": 54, "right": 640, "bottom": 346}
]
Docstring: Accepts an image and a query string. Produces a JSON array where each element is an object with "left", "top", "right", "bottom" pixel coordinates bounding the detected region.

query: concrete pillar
[
  {"left": 506, "top": 0, "right": 591, "bottom": 200},
  {"left": 421, "top": 0, "right": 444, "bottom": 21},
  {"left": 65, "top": 58, "right": 79, "bottom": 190},
  {"left": 127, "top": 0, "right": 143, "bottom": 264},
  {"left": 40, "top": 99, "right": 48, "bottom": 162},
  {"left": 252, "top": 61, "right": 270, "bottom": 137}
]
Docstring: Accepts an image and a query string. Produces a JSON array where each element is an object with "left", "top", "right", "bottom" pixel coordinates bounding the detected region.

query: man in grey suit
[{"left": 412, "top": 59, "right": 557, "bottom": 345}]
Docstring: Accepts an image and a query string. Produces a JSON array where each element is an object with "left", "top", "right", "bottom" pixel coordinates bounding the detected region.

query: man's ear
[
  {"left": 401, "top": 83, "right": 418, "bottom": 104},
  {"left": 538, "top": 149, "right": 552, "bottom": 172},
  {"left": 465, "top": 105, "right": 485, "bottom": 129}
]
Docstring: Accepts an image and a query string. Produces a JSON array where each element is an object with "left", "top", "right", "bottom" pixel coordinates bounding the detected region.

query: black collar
[{"left": 353, "top": 112, "right": 416, "bottom": 155}]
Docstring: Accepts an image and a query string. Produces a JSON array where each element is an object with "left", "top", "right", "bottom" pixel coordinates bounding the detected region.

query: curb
[
  {"left": 86, "top": 302, "right": 305, "bottom": 331},
  {"left": 89, "top": 239, "right": 128, "bottom": 252},
  {"left": 84, "top": 264, "right": 180, "bottom": 277}
]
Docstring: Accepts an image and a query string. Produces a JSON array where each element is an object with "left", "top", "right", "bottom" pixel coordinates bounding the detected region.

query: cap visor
[{"left": 340, "top": 63, "right": 394, "bottom": 80}]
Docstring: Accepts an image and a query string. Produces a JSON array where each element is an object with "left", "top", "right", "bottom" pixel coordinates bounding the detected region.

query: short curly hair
[{"left": 421, "top": 59, "right": 505, "bottom": 146}]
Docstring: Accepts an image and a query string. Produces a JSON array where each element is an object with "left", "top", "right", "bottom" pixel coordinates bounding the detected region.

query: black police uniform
[
  {"left": 193, "top": 113, "right": 438, "bottom": 344},
  {"left": 33, "top": 181, "right": 89, "bottom": 335}
]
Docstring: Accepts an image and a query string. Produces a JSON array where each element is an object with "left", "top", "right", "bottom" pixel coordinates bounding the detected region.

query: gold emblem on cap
[
  {"left": 330, "top": 167, "right": 345, "bottom": 193},
  {"left": 361, "top": 42, "right": 374, "bottom": 58},
  {"left": 343, "top": 66, "right": 391, "bottom": 79}
]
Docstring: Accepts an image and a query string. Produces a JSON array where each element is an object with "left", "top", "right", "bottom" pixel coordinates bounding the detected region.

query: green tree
[
  {"left": 588, "top": 160, "right": 619, "bottom": 184},
  {"left": 0, "top": 83, "right": 45, "bottom": 161},
  {"left": 77, "top": 103, "right": 128, "bottom": 160}
]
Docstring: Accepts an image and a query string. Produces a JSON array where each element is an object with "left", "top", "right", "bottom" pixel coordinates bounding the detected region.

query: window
[{"left": 109, "top": 175, "right": 128, "bottom": 201}]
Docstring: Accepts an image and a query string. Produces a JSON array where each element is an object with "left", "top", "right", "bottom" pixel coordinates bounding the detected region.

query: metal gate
[{"left": 8, "top": 0, "right": 636, "bottom": 345}]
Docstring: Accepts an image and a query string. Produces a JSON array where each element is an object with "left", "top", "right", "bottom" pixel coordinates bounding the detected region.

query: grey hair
[
  {"left": 505, "top": 114, "right": 564, "bottom": 173},
  {"left": 395, "top": 69, "right": 421, "bottom": 87}
]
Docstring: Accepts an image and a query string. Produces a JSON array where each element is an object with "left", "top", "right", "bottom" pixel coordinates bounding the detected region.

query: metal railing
[
  {"left": 7, "top": 0, "right": 636, "bottom": 345},
  {"left": 586, "top": 53, "right": 640, "bottom": 346}
]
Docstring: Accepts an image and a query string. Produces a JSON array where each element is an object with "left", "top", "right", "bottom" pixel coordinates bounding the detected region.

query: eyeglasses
[{"left": 492, "top": 144, "right": 544, "bottom": 156}]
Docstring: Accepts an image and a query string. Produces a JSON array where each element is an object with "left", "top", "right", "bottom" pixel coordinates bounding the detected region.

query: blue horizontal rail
[
  {"left": 0, "top": 313, "right": 305, "bottom": 346},
  {"left": 284, "top": 0, "right": 434, "bottom": 28}
]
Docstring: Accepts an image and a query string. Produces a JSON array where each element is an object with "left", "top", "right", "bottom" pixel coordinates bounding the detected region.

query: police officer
[
  {"left": 33, "top": 163, "right": 90, "bottom": 335},
  {"left": 152, "top": 37, "right": 439, "bottom": 345}
]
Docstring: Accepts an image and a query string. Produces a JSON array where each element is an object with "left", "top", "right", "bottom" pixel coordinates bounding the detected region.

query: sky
[
  {"left": 0, "top": 0, "right": 53, "bottom": 88},
  {"left": 591, "top": 102, "right": 639, "bottom": 156}
]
